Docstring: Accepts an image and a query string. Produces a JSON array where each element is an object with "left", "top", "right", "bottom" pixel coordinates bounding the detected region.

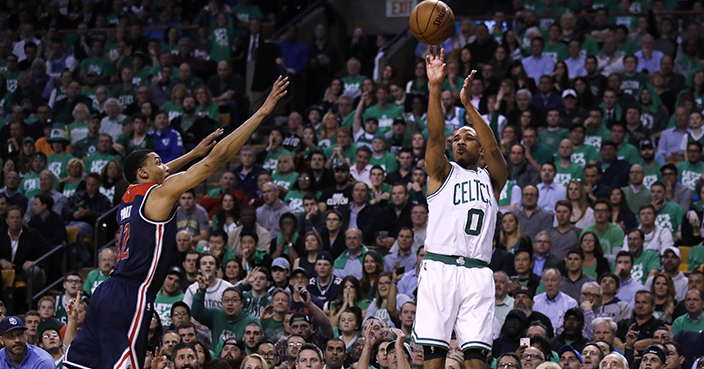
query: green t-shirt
[
  {"left": 363, "top": 104, "right": 404, "bottom": 135},
  {"left": 642, "top": 161, "right": 663, "bottom": 189},
  {"left": 543, "top": 42, "right": 569, "bottom": 62},
  {"left": 324, "top": 143, "right": 359, "bottom": 163},
  {"left": 620, "top": 73, "right": 649, "bottom": 96},
  {"left": 19, "top": 173, "right": 41, "bottom": 198},
  {"left": 162, "top": 101, "right": 184, "bottom": 122},
  {"left": 580, "top": 38, "right": 600, "bottom": 58},
  {"left": 155, "top": 291, "right": 185, "bottom": 327},
  {"left": 73, "top": 136, "right": 99, "bottom": 159},
  {"left": 2, "top": 71, "right": 20, "bottom": 92},
  {"left": 284, "top": 190, "right": 306, "bottom": 216},
  {"left": 555, "top": 161, "right": 585, "bottom": 187},
  {"left": 342, "top": 76, "right": 366, "bottom": 93},
  {"left": 195, "top": 104, "right": 220, "bottom": 122},
  {"left": 85, "top": 152, "right": 121, "bottom": 174},
  {"left": 572, "top": 144, "right": 601, "bottom": 166},
  {"left": 585, "top": 126, "right": 611, "bottom": 150},
  {"left": 261, "top": 317, "right": 285, "bottom": 340},
  {"left": 677, "top": 161, "right": 704, "bottom": 194},
  {"left": 618, "top": 39, "right": 640, "bottom": 54},
  {"left": 499, "top": 180, "right": 518, "bottom": 207},
  {"left": 232, "top": 4, "right": 263, "bottom": 24},
  {"left": 262, "top": 148, "right": 295, "bottom": 173},
  {"left": 272, "top": 171, "right": 299, "bottom": 191},
  {"left": 528, "top": 143, "right": 554, "bottom": 165},
  {"left": 617, "top": 143, "right": 641, "bottom": 164},
  {"left": 539, "top": 128, "right": 569, "bottom": 152},
  {"left": 47, "top": 152, "right": 74, "bottom": 180},
  {"left": 0, "top": 92, "right": 13, "bottom": 117},
  {"left": 580, "top": 224, "right": 625, "bottom": 255},
  {"left": 62, "top": 180, "right": 84, "bottom": 198},
  {"left": 210, "top": 24, "right": 236, "bottom": 62},
  {"left": 611, "top": 249, "right": 660, "bottom": 284},
  {"left": 133, "top": 70, "right": 151, "bottom": 86},
  {"left": 656, "top": 202, "right": 684, "bottom": 237},
  {"left": 671, "top": 313, "right": 704, "bottom": 336},
  {"left": 112, "top": 84, "right": 137, "bottom": 108},
  {"left": 242, "top": 291, "right": 271, "bottom": 318},
  {"left": 317, "top": 134, "right": 337, "bottom": 151},
  {"left": 407, "top": 80, "right": 429, "bottom": 95},
  {"left": 82, "top": 269, "right": 110, "bottom": 296},
  {"left": 369, "top": 151, "right": 398, "bottom": 172},
  {"left": 80, "top": 56, "right": 115, "bottom": 76},
  {"left": 67, "top": 122, "right": 89, "bottom": 145},
  {"left": 116, "top": 133, "right": 157, "bottom": 156}
]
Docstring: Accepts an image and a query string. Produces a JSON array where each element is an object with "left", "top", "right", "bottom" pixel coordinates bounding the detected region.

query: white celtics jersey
[{"left": 426, "top": 162, "right": 498, "bottom": 263}]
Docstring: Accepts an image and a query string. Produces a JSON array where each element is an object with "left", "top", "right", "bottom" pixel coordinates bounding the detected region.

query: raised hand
[
  {"left": 151, "top": 347, "right": 168, "bottom": 369},
  {"left": 425, "top": 48, "right": 446, "bottom": 87},
  {"left": 196, "top": 274, "right": 208, "bottom": 292},
  {"left": 260, "top": 76, "right": 290, "bottom": 115},
  {"left": 191, "top": 128, "right": 224, "bottom": 158},
  {"left": 459, "top": 70, "right": 478, "bottom": 108}
]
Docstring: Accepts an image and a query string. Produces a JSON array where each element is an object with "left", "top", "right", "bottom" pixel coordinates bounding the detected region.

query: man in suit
[
  {"left": 534, "top": 231, "right": 560, "bottom": 277},
  {"left": 0, "top": 206, "right": 47, "bottom": 284}
]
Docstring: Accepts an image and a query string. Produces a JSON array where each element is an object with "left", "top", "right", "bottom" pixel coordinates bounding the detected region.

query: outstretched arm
[
  {"left": 146, "top": 77, "right": 289, "bottom": 221},
  {"left": 425, "top": 48, "right": 452, "bottom": 196},
  {"left": 459, "top": 71, "right": 507, "bottom": 200}
]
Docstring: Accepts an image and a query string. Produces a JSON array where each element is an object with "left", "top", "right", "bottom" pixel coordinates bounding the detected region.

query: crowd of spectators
[{"left": 6, "top": 0, "right": 704, "bottom": 369}]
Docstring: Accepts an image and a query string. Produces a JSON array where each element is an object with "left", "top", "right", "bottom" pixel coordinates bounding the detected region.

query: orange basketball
[{"left": 409, "top": 0, "right": 455, "bottom": 46}]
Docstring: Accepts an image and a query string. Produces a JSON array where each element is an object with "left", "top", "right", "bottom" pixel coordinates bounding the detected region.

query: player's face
[
  {"left": 142, "top": 153, "right": 169, "bottom": 183},
  {"left": 222, "top": 290, "right": 243, "bottom": 317},
  {"left": 173, "top": 347, "right": 199, "bottom": 369},
  {"left": 452, "top": 127, "right": 481, "bottom": 167}
]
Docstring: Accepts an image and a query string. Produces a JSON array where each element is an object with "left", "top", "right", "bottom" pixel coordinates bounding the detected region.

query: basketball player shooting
[
  {"left": 412, "top": 49, "right": 507, "bottom": 369},
  {"left": 63, "top": 77, "right": 289, "bottom": 369}
]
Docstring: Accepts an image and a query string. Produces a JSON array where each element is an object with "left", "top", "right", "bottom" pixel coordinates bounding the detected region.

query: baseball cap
[
  {"left": 511, "top": 286, "right": 534, "bottom": 299},
  {"left": 37, "top": 319, "right": 62, "bottom": 339},
  {"left": 289, "top": 312, "right": 311, "bottom": 325},
  {"left": 642, "top": 345, "right": 667, "bottom": 364},
  {"left": 505, "top": 309, "right": 527, "bottom": 322},
  {"left": 640, "top": 139, "right": 655, "bottom": 150},
  {"left": 387, "top": 340, "right": 413, "bottom": 360},
  {"left": 272, "top": 257, "right": 291, "bottom": 272},
  {"left": 333, "top": 162, "right": 350, "bottom": 172},
  {"left": 291, "top": 267, "right": 308, "bottom": 278},
  {"left": 558, "top": 345, "right": 583, "bottom": 363},
  {"left": 562, "top": 89, "right": 577, "bottom": 99},
  {"left": 32, "top": 152, "right": 47, "bottom": 162},
  {"left": 86, "top": 70, "right": 98, "bottom": 76},
  {"left": 223, "top": 337, "right": 246, "bottom": 352},
  {"left": 166, "top": 266, "right": 182, "bottom": 277},
  {"left": 564, "top": 307, "right": 584, "bottom": 322},
  {"left": 662, "top": 246, "right": 681, "bottom": 259},
  {"left": 22, "top": 136, "right": 35, "bottom": 145},
  {"left": 392, "top": 116, "right": 406, "bottom": 125},
  {"left": 316, "top": 251, "right": 334, "bottom": 263},
  {"left": 0, "top": 316, "right": 27, "bottom": 335}
]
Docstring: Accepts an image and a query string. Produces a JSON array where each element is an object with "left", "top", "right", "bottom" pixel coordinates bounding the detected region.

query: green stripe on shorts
[
  {"left": 461, "top": 341, "right": 492, "bottom": 351},
  {"left": 424, "top": 252, "right": 488, "bottom": 269},
  {"left": 412, "top": 329, "right": 450, "bottom": 349}
]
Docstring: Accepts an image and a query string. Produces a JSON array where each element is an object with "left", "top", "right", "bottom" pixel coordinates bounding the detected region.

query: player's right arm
[
  {"left": 425, "top": 48, "right": 452, "bottom": 196},
  {"left": 146, "top": 77, "right": 289, "bottom": 221}
]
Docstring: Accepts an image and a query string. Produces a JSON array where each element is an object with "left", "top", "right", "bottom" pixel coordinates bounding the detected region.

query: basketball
[{"left": 409, "top": 0, "right": 455, "bottom": 45}]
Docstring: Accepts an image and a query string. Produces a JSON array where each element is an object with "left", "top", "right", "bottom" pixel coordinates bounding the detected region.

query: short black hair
[
  {"left": 36, "top": 192, "right": 54, "bottom": 210},
  {"left": 210, "top": 229, "right": 229, "bottom": 244},
  {"left": 170, "top": 342, "right": 196, "bottom": 362},
  {"left": 123, "top": 150, "right": 154, "bottom": 183}
]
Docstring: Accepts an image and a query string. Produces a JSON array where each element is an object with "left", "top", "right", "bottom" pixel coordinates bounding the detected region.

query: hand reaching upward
[
  {"left": 425, "top": 48, "right": 446, "bottom": 87},
  {"left": 459, "top": 70, "right": 478, "bottom": 108}
]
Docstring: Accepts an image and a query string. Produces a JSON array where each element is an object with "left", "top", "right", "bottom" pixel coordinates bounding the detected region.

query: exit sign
[{"left": 386, "top": 0, "right": 417, "bottom": 17}]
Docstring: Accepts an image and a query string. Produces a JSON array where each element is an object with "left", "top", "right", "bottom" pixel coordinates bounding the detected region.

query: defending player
[
  {"left": 63, "top": 77, "right": 289, "bottom": 369},
  {"left": 411, "top": 49, "right": 507, "bottom": 369}
]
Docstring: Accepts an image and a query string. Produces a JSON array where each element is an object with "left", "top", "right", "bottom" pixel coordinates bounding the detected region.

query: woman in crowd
[
  {"left": 284, "top": 173, "right": 316, "bottom": 216},
  {"left": 500, "top": 125, "right": 519, "bottom": 156},
  {"left": 552, "top": 61, "right": 570, "bottom": 92},
  {"left": 579, "top": 232, "right": 611, "bottom": 279},
  {"left": 492, "top": 46, "right": 512, "bottom": 80},
  {"left": 410, "top": 133, "right": 426, "bottom": 164},
  {"left": 459, "top": 48, "right": 475, "bottom": 79},
  {"left": 329, "top": 276, "right": 371, "bottom": 319},
  {"left": 501, "top": 31, "right": 523, "bottom": 61},
  {"left": 272, "top": 153, "right": 299, "bottom": 191},
  {"left": 364, "top": 272, "right": 406, "bottom": 328},
  {"left": 567, "top": 180, "right": 595, "bottom": 229},
  {"left": 100, "top": 159, "right": 129, "bottom": 206},
  {"left": 293, "top": 231, "right": 324, "bottom": 278},
  {"left": 241, "top": 354, "right": 269, "bottom": 369},
  {"left": 195, "top": 86, "right": 220, "bottom": 121},
  {"left": 498, "top": 79, "right": 517, "bottom": 117},
  {"left": 321, "top": 79, "right": 344, "bottom": 113},
  {"left": 651, "top": 272, "right": 677, "bottom": 324},
  {"left": 223, "top": 257, "right": 246, "bottom": 285},
  {"left": 610, "top": 188, "right": 637, "bottom": 231},
  {"left": 60, "top": 158, "right": 86, "bottom": 198},
  {"left": 574, "top": 77, "right": 597, "bottom": 109},
  {"left": 212, "top": 191, "right": 241, "bottom": 233},
  {"left": 68, "top": 103, "right": 90, "bottom": 144},
  {"left": 18, "top": 137, "right": 36, "bottom": 177},
  {"left": 194, "top": 341, "right": 212, "bottom": 368},
  {"left": 317, "top": 112, "right": 339, "bottom": 151},
  {"left": 360, "top": 251, "right": 384, "bottom": 300},
  {"left": 406, "top": 59, "right": 429, "bottom": 95},
  {"left": 320, "top": 209, "right": 346, "bottom": 258},
  {"left": 510, "top": 62, "right": 536, "bottom": 93},
  {"left": 500, "top": 212, "right": 531, "bottom": 253}
]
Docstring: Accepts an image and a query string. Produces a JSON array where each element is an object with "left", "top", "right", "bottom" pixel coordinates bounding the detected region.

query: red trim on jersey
[{"left": 121, "top": 183, "right": 158, "bottom": 204}]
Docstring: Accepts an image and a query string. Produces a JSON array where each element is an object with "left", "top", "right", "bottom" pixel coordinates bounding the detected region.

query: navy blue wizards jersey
[{"left": 112, "top": 182, "right": 178, "bottom": 296}]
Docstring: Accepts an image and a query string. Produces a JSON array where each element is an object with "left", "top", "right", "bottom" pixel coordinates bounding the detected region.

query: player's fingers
[{"left": 440, "top": 48, "right": 445, "bottom": 60}]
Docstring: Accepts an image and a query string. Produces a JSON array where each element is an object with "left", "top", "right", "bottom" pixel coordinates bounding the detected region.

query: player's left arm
[
  {"left": 459, "top": 71, "right": 507, "bottom": 200},
  {"left": 164, "top": 129, "right": 224, "bottom": 173}
]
